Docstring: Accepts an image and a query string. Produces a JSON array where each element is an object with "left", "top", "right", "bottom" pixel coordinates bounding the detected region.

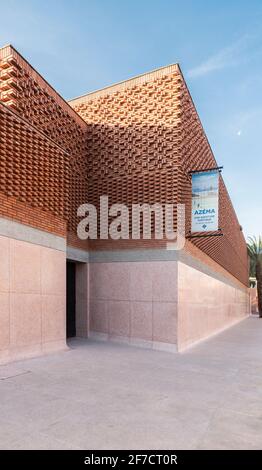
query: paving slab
[{"left": 0, "top": 316, "right": 261, "bottom": 449}]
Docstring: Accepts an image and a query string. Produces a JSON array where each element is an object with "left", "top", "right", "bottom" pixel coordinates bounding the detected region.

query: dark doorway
[{"left": 66, "top": 261, "right": 76, "bottom": 338}]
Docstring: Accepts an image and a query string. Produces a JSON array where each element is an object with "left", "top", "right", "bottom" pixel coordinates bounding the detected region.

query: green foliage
[
  {"left": 247, "top": 235, "right": 262, "bottom": 276},
  {"left": 247, "top": 235, "right": 262, "bottom": 315},
  {"left": 247, "top": 235, "right": 262, "bottom": 260}
]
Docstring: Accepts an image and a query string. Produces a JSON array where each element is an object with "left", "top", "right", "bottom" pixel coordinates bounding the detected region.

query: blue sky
[{"left": 0, "top": 0, "right": 261, "bottom": 238}]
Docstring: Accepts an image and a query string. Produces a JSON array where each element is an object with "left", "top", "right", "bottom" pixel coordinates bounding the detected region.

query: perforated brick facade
[
  {"left": 0, "top": 44, "right": 250, "bottom": 360},
  {"left": 70, "top": 66, "right": 248, "bottom": 286},
  {"left": 0, "top": 45, "right": 248, "bottom": 286},
  {"left": 0, "top": 45, "right": 88, "bottom": 239},
  {"left": 0, "top": 101, "right": 68, "bottom": 236},
  {"left": 179, "top": 77, "right": 248, "bottom": 286}
]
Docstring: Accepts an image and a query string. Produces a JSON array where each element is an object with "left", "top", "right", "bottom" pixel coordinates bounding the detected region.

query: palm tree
[{"left": 247, "top": 236, "right": 262, "bottom": 317}]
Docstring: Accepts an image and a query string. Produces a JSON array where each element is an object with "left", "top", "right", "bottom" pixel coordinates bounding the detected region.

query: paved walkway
[{"left": 0, "top": 316, "right": 262, "bottom": 449}]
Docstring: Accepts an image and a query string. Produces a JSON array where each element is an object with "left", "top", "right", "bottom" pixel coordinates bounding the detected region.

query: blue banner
[{"left": 191, "top": 170, "right": 219, "bottom": 232}]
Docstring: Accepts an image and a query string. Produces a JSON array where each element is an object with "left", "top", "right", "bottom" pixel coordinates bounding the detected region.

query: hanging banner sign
[{"left": 191, "top": 170, "right": 219, "bottom": 232}]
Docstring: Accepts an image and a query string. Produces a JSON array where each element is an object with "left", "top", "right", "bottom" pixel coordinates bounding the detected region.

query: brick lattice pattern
[
  {"left": 70, "top": 66, "right": 248, "bottom": 285},
  {"left": 0, "top": 45, "right": 248, "bottom": 285},
  {"left": 0, "top": 45, "right": 88, "bottom": 236}
]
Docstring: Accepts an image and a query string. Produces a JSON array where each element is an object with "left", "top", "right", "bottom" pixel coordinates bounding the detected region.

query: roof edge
[
  {"left": 0, "top": 44, "right": 88, "bottom": 130},
  {"left": 69, "top": 63, "right": 180, "bottom": 104}
]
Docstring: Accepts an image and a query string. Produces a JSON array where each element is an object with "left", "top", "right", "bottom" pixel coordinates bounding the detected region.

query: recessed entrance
[{"left": 66, "top": 261, "right": 76, "bottom": 338}]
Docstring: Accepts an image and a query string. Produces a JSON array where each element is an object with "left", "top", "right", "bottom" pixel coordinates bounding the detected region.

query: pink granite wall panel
[
  {"left": 89, "top": 261, "right": 178, "bottom": 349},
  {"left": 249, "top": 287, "right": 258, "bottom": 314},
  {"left": 177, "top": 261, "right": 249, "bottom": 351},
  {"left": 0, "top": 234, "right": 66, "bottom": 364}
]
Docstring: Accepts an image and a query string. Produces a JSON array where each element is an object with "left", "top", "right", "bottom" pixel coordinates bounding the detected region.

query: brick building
[{"left": 0, "top": 45, "right": 249, "bottom": 364}]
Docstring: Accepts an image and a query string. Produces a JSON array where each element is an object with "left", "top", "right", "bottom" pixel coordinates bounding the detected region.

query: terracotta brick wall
[
  {"left": 0, "top": 102, "right": 67, "bottom": 236},
  {"left": 70, "top": 65, "right": 182, "bottom": 246},
  {"left": 179, "top": 74, "right": 248, "bottom": 286},
  {"left": 0, "top": 45, "right": 88, "bottom": 236},
  {"left": 70, "top": 65, "right": 248, "bottom": 286},
  {"left": 0, "top": 44, "right": 248, "bottom": 286},
  {"left": 0, "top": 192, "right": 66, "bottom": 237}
]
